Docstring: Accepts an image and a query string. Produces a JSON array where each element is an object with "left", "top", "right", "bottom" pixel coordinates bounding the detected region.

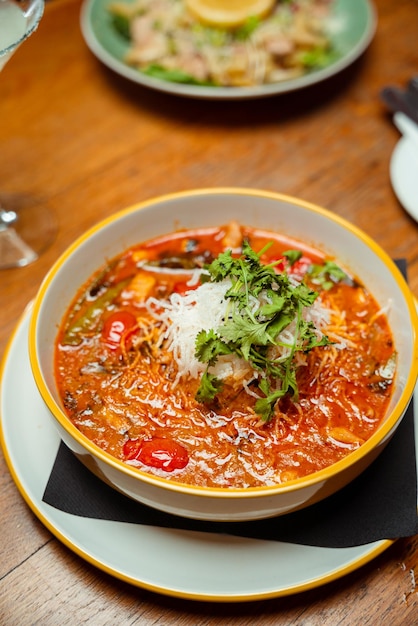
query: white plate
[
  {"left": 0, "top": 304, "right": 402, "bottom": 602},
  {"left": 80, "top": 0, "right": 377, "bottom": 100},
  {"left": 390, "top": 135, "right": 418, "bottom": 222}
]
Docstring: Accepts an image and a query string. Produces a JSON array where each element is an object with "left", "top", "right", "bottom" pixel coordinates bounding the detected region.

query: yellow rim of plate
[{"left": 0, "top": 301, "right": 398, "bottom": 601}]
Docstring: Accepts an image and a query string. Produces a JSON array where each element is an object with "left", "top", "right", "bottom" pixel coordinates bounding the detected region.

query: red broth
[{"left": 55, "top": 223, "right": 395, "bottom": 488}]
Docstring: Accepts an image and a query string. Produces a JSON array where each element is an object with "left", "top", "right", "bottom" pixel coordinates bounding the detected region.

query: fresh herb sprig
[
  {"left": 194, "top": 241, "right": 331, "bottom": 422},
  {"left": 307, "top": 260, "right": 350, "bottom": 291}
]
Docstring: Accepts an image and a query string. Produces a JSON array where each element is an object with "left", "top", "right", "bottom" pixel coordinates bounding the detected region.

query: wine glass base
[
  {"left": 0, "top": 225, "right": 39, "bottom": 268},
  {"left": 0, "top": 195, "right": 57, "bottom": 270}
]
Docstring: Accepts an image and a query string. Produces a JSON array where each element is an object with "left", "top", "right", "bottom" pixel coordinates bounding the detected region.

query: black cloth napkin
[
  {"left": 42, "top": 259, "right": 418, "bottom": 548},
  {"left": 42, "top": 397, "right": 417, "bottom": 548}
]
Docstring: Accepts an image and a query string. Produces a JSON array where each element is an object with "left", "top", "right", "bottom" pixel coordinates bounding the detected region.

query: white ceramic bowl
[{"left": 29, "top": 188, "right": 418, "bottom": 521}]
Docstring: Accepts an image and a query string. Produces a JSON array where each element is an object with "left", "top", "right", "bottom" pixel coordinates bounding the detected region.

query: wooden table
[{"left": 1, "top": 0, "right": 417, "bottom": 622}]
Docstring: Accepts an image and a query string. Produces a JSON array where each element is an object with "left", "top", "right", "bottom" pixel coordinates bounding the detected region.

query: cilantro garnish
[
  {"left": 195, "top": 370, "right": 224, "bottom": 403},
  {"left": 282, "top": 249, "right": 302, "bottom": 265},
  {"left": 307, "top": 260, "right": 349, "bottom": 291},
  {"left": 194, "top": 241, "right": 332, "bottom": 422},
  {"left": 195, "top": 329, "right": 231, "bottom": 365}
]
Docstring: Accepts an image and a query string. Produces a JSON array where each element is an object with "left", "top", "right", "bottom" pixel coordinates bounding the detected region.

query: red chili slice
[
  {"left": 173, "top": 281, "right": 199, "bottom": 296},
  {"left": 260, "top": 253, "right": 287, "bottom": 273},
  {"left": 123, "top": 437, "right": 189, "bottom": 472},
  {"left": 273, "top": 257, "right": 287, "bottom": 273},
  {"left": 102, "top": 311, "right": 137, "bottom": 351},
  {"left": 288, "top": 256, "right": 312, "bottom": 279}
]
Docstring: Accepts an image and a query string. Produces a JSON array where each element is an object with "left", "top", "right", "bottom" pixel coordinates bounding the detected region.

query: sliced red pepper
[
  {"left": 262, "top": 254, "right": 312, "bottom": 278},
  {"left": 260, "top": 253, "right": 287, "bottom": 273},
  {"left": 107, "top": 252, "right": 138, "bottom": 285},
  {"left": 287, "top": 256, "right": 312, "bottom": 280},
  {"left": 273, "top": 257, "right": 287, "bottom": 273},
  {"left": 101, "top": 311, "right": 137, "bottom": 352},
  {"left": 123, "top": 437, "right": 189, "bottom": 471},
  {"left": 173, "top": 281, "right": 199, "bottom": 296}
]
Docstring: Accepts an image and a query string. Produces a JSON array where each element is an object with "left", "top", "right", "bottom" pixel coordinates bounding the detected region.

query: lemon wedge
[{"left": 185, "top": 0, "right": 276, "bottom": 29}]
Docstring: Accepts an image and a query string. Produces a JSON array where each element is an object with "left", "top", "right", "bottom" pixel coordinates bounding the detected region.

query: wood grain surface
[{"left": 1, "top": 0, "right": 417, "bottom": 623}]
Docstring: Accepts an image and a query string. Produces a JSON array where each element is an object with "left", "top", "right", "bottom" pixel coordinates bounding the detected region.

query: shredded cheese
[{"left": 146, "top": 279, "right": 250, "bottom": 383}]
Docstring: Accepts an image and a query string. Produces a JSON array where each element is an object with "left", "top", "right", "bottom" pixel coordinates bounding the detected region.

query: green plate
[{"left": 80, "top": 0, "right": 377, "bottom": 100}]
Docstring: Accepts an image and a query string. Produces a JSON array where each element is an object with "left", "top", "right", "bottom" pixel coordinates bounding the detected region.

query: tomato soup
[{"left": 55, "top": 222, "right": 396, "bottom": 488}]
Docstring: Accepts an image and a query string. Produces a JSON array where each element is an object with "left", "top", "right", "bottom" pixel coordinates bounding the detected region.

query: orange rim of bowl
[{"left": 28, "top": 187, "right": 418, "bottom": 501}]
